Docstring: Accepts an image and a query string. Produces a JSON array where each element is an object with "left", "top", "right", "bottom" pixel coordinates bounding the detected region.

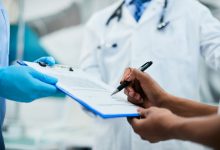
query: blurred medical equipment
[
  {"left": 17, "top": 0, "right": 25, "bottom": 60},
  {"left": 106, "top": 0, "right": 170, "bottom": 30},
  {"left": 28, "top": 2, "right": 80, "bottom": 37},
  {"left": 9, "top": 1, "right": 81, "bottom": 64}
]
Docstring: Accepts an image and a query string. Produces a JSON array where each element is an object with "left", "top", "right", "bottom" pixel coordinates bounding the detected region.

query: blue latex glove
[
  {"left": 0, "top": 57, "right": 59, "bottom": 102},
  {"left": 34, "top": 56, "right": 56, "bottom": 66}
]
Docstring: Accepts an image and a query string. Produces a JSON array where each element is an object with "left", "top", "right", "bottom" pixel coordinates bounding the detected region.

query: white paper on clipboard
[{"left": 21, "top": 61, "right": 139, "bottom": 119}]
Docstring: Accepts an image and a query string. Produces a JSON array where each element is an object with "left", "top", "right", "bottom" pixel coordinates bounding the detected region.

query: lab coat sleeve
[
  {"left": 200, "top": 5, "right": 220, "bottom": 70},
  {"left": 79, "top": 22, "right": 102, "bottom": 80}
]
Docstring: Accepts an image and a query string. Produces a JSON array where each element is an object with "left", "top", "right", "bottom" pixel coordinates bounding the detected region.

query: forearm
[
  {"left": 172, "top": 115, "right": 220, "bottom": 149},
  {"left": 161, "top": 94, "right": 218, "bottom": 117}
]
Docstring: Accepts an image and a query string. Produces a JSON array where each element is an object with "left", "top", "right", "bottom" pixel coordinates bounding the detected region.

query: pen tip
[{"left": 111, "top": 89, "right": 119, "bottom": 96}]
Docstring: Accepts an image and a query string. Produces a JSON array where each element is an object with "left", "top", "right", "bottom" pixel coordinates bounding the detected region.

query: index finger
[
  {"left": 127, "top": 117, "right": 141, "bottom": 127},
  {"left": 127, "top": 117, "right": 147, "bottom": 134},
  {"left": 120, "top": 68, "right": 132, "bottom": 84}
]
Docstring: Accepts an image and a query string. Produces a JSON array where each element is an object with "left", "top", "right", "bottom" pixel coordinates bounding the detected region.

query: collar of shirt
[{"left": 125, "top": 0, "right": 151, "bottom": 19}]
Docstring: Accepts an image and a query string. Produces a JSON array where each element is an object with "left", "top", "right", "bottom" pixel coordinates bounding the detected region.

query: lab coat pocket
[
  {"left": 96, "top": 40, "right": 119, "bottom": 70},
  {"left": 97, "top": 37, "right": 128, "bottom": 60},
  {"left": 96, "top": 38, "right": 128, "bottom": 83},
  {"left": 97, "top": 40, "right": 120, "bottom": 56}
]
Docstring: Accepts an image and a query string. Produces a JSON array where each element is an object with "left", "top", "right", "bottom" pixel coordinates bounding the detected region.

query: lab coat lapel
[
  {"left": 121, "top": 4, "right": 137, "bottom": 27},
  {"left": 119, "top": 0, "right": 165, "bottom": 26}
]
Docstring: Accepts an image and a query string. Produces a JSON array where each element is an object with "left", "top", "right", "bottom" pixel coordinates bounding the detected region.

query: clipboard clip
[{"left": 37, "top": 62, "right": 74, "bottom": 72}]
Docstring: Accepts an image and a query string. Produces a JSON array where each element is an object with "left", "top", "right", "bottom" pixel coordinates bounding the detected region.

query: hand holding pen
[
  {"left": 118, "top": 63, "right": 168, "bottom": 108},
  {"left": 111, "top": 61, "right": 153, "bottom": 96}
]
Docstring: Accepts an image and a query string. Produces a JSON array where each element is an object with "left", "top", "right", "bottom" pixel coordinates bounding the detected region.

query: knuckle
[
  {"left": 133, "top": 126, "right": 141, "bottom": 134},
  {"left": 123, "top": 68, "right": 130, "bottom": 76},
  {"left": 149, "top": 107, "right": 157, "bottom": 112},
  {"left": 130, "top": 68, "right": 135, "bottom": 74},
  {"left": 133, "top": 128, "right": 139, "bottom": 134},
  {"left": 127, "top": 97, "right": 133, "bottom": 102},
  {"left": 148, "top": 139, "right": 154, "bottom": 143},
  {"left": 41, "top": 74, "right": 47, "bottom": 81},
  {"left": 149, "top": 139, "right": 158, "bottom": 143},
  {"left": 128, "top": 97, "right": 138, "bottom": 104},
  {"left": 30, "top": 82, "right": 39, "bottom": 92},
  {"left": 125, "top": 67, "right": 130, "bottom": 72},
  {"left": 140, "top": 135, "right": 147, "bottom": 141}
]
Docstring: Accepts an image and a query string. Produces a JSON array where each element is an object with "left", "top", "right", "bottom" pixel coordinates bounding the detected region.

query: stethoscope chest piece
[{"left": 157, "top": 21, "right": 170, "bottom": 31}]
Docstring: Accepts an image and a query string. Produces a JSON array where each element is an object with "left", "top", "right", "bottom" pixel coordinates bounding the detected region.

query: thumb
[
  {"left": 137, "top": 108, "right": 151, "bottom": 118},
  {"left": 35, "top": 56, "right": 56, "bottom": 66},
  {"left": 127, "top": 117, "right": 141, "bottom": 127},
  {"left": 31, "top": 70, "right": 58, "bottom": 85}
]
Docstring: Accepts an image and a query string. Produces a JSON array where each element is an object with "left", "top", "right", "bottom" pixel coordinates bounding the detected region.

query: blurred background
[{"left": 1, "top": 0, "right": 220, "bottom": 149}]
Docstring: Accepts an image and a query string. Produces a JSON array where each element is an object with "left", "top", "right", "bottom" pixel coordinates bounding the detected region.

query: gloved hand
[
  {"left": 0, "top": 57, "right": 60, "bottom": 102},
  {"left": 34, "top": 56, "right": 56, "bottom": 66}
]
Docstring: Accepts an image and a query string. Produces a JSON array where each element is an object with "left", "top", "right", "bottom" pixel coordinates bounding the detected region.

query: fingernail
[
  {"left": 125, "top": 74, "right": 130, "bottom": 81},
  {"left": 127, "top": 74, "right": 132, "bottom": 81}
]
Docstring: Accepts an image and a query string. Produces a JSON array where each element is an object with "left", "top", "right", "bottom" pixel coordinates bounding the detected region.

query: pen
[{"left": 111, "top": 61, "right": 153, "bottom": 96}]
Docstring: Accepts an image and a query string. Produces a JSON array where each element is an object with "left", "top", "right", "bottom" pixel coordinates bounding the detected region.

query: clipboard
[{"left": 18, "top": 61, "right": 140, "bottom": 119}]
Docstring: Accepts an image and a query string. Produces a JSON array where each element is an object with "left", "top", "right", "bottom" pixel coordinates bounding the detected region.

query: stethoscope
[
  {"left": 106, "top": 0, "right": 170, "bottom": 31},
  {"left": 98, "top": 0, "right": 170, "bottom": 51}
]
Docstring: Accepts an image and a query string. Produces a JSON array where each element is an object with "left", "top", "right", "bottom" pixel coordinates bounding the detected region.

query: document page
[{"left": 24, "top": 62, "right": 139, "bottom": 118}]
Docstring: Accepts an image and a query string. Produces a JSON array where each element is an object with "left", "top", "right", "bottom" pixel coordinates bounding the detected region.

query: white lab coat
[{"left": 80, "top": 0, "right": 220, "bottom": 149}]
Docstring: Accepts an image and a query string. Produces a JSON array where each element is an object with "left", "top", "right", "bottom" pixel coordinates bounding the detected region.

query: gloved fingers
[
  {"left": 53, "top": 90, "right": 66, "bottom": 97},
  {"left": 34, "top": 56, "right": 56, "bottom": 66},
  {"left": 31, "top": 70, "right": 58, "bottom": 85},
  {"left": 32, "top": 78, "right": 59, "bottom": 98}
]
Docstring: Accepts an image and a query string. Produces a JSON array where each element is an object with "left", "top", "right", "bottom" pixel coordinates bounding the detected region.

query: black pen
[{"left": 111, "top": 61, "right": 153, "bottom": 96}]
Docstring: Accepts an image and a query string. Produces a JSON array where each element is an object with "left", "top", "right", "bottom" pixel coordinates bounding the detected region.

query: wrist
[
  {"left": 168, "top": 115, "right": 187, "bottom": 140},
  {"left": 158, "top": 92, "right": 172, "bottom": 108}
]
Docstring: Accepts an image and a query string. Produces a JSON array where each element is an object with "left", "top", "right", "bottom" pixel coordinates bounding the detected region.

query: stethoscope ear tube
[
  {"left": 106, "top": 0, "right": 125, "bottom": 26},
  {"left": 157, "top": 0, "right": 169, "bottom": 31},
  {"left": 157, "top": 21, "right": 170, "bottom": 30}
]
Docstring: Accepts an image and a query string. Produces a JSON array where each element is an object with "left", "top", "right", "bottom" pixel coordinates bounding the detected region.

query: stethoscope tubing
[{"left": 106, "top": 0, "right": 169, "bottom": 31}]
